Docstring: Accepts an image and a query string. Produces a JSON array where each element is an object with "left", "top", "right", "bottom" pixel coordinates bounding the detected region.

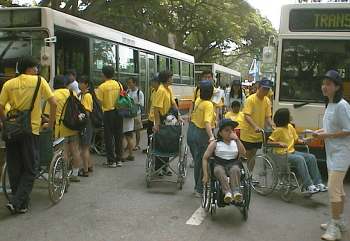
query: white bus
[
  {"left": 275, "top": 3, "right": 350, "bottom": 156},
  {"left": 195, "top": 63, "right": 241, "bottom": 87},
  {"left": 0, "top": 7, "right": 195, "bottom": 114}
]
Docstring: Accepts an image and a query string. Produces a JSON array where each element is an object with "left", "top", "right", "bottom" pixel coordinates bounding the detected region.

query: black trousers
[
  {"left": 6, "top": 134, "right": 39, "bottom": 209},
  {"left": 103, "top": 110, "right": 123, "bottom": 163}
]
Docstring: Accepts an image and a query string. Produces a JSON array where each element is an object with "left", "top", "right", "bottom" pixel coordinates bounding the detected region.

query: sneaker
[
  {"left": 69, "top": 176, "right": 80, "bottom": 182},
  {"left": 224, "top": 192, "right": 233, "bottom": 204},
  {"left": 321, "top": 221, "right": 342, "bottom": 240},
  {"left": 306, "top": 185, "right": 319, "bottom": 194},
  {"left": 317, "top": 183, "right": 328, "bottom": 192},
  {"left": 233, "top": 192, "right": 243, "bottom": 203},
  {"left": 116, "top": 161, "right": 123, "bottom": 167},
  {"left": 321, "top": 220, "right": 347, "bottom": 232},
  {"left": 5, "top": 203, "right": 16, "bottom": 214},
  {"left": 108, "top": 162, "right": 117, "bottom": 168},
  {"left": 17, "top": 207, "right": 28, "bottom": 214}
]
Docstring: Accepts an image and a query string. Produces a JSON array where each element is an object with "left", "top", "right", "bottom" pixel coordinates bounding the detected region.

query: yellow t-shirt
[
  {"left": 240, "top": 93, "right": 272, "bottom": 143},
  {"left": 269, "top": 124, "right": 298, "bottom": 155},
  {"left": 95, "top": 79, "right": 122, "bottom": 112},
  {"left": 191, "top": 98, "right": 215, "bottom": 129},
  {"left": 148, "top": 88, "right": 157, "bottom": 122},
  {"left": 0, "top": 74, "right": 54, "bottom": 135},
  {"left": 152, "top": 84, "right": 173, "bottom": 117},
  {"left": 81, "top": 92, "right": 93, "bottom": 113},
  {"left": 224, "top": 111, "right": 244, "bottom": 128},
  {"left": 45, "top": 89, "right": 78, "bottom": 138}
]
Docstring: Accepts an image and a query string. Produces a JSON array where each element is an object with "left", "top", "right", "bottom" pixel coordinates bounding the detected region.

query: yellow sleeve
[
  {"left": 203, "top": 102, "right": 214, "bottom": 123},
  {"left": 291, "top": 125, "right": 298, "bottom": 141},
  {"left": 224, "top": 112, "right": 230, "bottom": 119},
  {"left": 242, "top": 97, "right": 253, "bottom": 115},
  {"left": 95, "top": 85, "right": 103, "bottom": 102},
  {"left": 81, "top": 93, "right": 93, "bottom": 112},
  {"left": 152, "top": 88, "right": 165, "bottom": 109},
  {"left": 0, "top": 83, "right": 9, "bottom": 106},
  {"left": 40, "top": 78, "right": 54, "bottom": 101},
  {"left": 265, "top": 98, "right": 272, "bottom": 118},
  {"left": 269, "top": 129, "right": 282, "bottom": 142}
]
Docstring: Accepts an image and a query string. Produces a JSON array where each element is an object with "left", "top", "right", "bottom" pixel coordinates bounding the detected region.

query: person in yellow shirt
[
  {"left": 95, "top": 65, "right": 123, "bottom": 168},
  {"left": 224, "top": 101, "right": 244, "bottom": 128},
  {"left": 187, "top": 80, "right": 215, "bottom": 197},
  {"left": 46, "top": 75, "right": 82, "bottom": 182},
  {"left": 0, "top": 56, "right": 56, "bottom": 214},
  {"left": 268, "top": 108, "right": 327, "bottom": 194},
  {"left": 240, "top": 78, "right": 274, "bottom": 171},
  {"left": 78, "top": 76, "right": 94, "bottom": 177}
]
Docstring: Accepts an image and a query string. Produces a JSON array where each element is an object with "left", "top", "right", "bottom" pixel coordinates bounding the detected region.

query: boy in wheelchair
[
  {"left": 268, "top": 108, "right": 327, "bottom": 194},
  {"left": 202, "top": 119, "right": 246, "bottom": 204}
]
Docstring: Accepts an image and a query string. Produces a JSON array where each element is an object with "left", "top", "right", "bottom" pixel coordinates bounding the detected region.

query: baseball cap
[
  {"left": 324, "top": 70, "right": 342, "bottom": 84},
  {"left": 218, "top": 118, "right": 239, "bottom": 131},
  {"left": 258, "top": 78, "right": 273, "bottom": 89}
]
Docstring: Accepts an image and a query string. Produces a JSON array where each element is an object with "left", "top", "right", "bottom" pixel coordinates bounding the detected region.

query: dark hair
[
  {"left": 324, "top": 78, "right": 343, "bottom": 106},
  {"left": 273, "top": 108, "right": 291, "bottom": 127},
  {"left": 199, "top": 84, "right": 214, "bottom": 100},
  {"left": 158, "top": 70, "right": 173, "bottom": 83},
  {"left": 231, "top": 100, "right": 241, "bottom": 109},
  {"left": 200, "top": 70, "right": 213, "bottom": 79},
  {"left": 78, "top": 75, "right": 90, "bottom": 85},
  {"left": 53, "top": 75, "right": 66, "bottom": 90},
  {"left": 17, "top": 56, "right": 38, "bottom": 74},
  {"left": 229, "top": 81, "right": 243, "bottom": 99},
  {"left": 128, "top": 77, "right": 138, "bottom": 84},
  {"left": 102, "top": 65, "right": 114, "bottom": 79},
  {"left": 65, "top": 69, "right": 77, "bottom": 77}
]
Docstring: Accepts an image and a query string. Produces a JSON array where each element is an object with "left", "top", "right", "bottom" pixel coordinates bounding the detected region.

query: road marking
[{"left": 186, "top": 206, "right": 207, "bottom": 226}]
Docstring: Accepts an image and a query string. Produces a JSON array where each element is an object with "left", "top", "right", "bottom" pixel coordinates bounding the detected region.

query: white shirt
[
  {"left": 323, "top": 99, "right": 350, "bottom": 171},
  {"left": 67, "top": 80, "right": 81, "bottom": 95},
  {"left": 127, "top": 88, "right": 145, "bottom": 115},
  {"left": 224, "top": 91, "right": 246, "bottom": 107},
  {"left": 215, "top": 140, "right": 239, "bottom": 160}
]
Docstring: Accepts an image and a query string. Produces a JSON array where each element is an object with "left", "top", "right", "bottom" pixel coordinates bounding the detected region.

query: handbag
[{"left": 2, "top": 76, "right": 41, "bottom": 142}]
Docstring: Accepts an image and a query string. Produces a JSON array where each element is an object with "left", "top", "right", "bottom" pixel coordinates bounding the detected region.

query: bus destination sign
[{"left": 290, "top": 9, "right": 350, "bottom": 32}]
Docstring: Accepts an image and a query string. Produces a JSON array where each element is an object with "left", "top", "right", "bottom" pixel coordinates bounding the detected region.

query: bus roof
[
  {"left": 195, "top": 63, "right": 241, "bottom": 77},
  {"left": 0, "top": 7, "right": 194, "bottom": 63}
]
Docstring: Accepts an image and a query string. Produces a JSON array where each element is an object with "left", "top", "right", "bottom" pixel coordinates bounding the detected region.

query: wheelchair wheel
[
  {"left": 48, "top": 151, "right": 67, "bottom": 203},
  {"left": 201, "top": 183, "right": 211, "bottom": 212},
  {"left": 91, "top": 130, "right": 106, "bottom": 156},
  {"left": 145, "top": 153, "right": 154, "bottom": 188},
  {"left": 241, "top": 179, "right": 251, "bottom": 221},
  {"left": 1, "top": 162, "right": 11, "bottom": 201},
  {"left": 251, "top": 155, "right": 277, "bottom": 196}
]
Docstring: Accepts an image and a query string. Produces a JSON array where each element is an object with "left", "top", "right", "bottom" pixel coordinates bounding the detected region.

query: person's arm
[
  {"left": 153, "top": 107, "right": 161, "bottom": 132},
  {"left": 205, "top": 122, "right": 215, "bottom": 142},
  {"left": 140, "top": 91, "right": 145, "bottom": 108},
  {"left": 0, "top": 104, "right": 6, "bottom": 123},
  {"left": 47, "top": 96, "right": 57, "bottom": 129},
  {"left": 245, "top": 114, "right": 261, "bottom": 132},
  {"left": 202, "top": 141, "right": 216, "bottom": 184},
  {"left": 265, "top": 116, "right": 274, "bottom": 129}
]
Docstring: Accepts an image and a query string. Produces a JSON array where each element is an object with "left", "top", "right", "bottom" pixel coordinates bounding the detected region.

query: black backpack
[
  {"left": 60, "top": 90, "right": 88, "bottom": 131},
  {"left": 89, "top": 90, "right": 103, "bottom": 128}
]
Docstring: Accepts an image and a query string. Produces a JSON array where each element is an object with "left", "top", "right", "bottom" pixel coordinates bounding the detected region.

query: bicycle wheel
[
  {"left": 48, "top": 151, "right": 66, "bottom": 204},
  {"left": 1, "top": 162, "right": 11, "bottom": 201},
  {"left": 251, "top": 155, "right": 277, "bottom": 196}
]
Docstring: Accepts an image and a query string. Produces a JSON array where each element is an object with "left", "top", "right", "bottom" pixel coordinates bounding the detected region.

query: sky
[{"left": 15, "top": 0, "right": 296, "bottom": 30}]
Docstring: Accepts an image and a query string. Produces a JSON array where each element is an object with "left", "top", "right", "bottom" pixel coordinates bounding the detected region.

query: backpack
[
  {"left": 89, "top": 90, "right": 103, "bottom": 128},
  {"left": 116, "top": 82, "right": 138, "bottom": 118},
  {"left": 60, "top": 90, "right": 88, "bottom": 131}
]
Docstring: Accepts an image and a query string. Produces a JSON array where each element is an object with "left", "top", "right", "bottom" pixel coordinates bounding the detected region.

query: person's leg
[
  {"left": 114, "top": 112, "right": 123, "bottom": 165},
  {"left": 126, "top": 133, "right": 134, "bottom": 161},
  {"left": 288, "top": 153, "right": 313, "bottom": 188},
  {"left": 187, "top": 124, "right": 202, "bottom": 193},
  {"left": 103, "top": 112, "right": 116, "bottom": 164},
  {"left": 5, "top": 140, "right": 22, "bottom": 200},
  {"left": 194, "top": 129, "right": 210, "bottom": 194},
  {"left": 81, "top": 145, "right": 90, "bottom": 173},
  {"left": 328, "top": 171, "right": 346, "bottom": 219},
  {"left": 297, "top": 151, "right": 323, "bottom": 185},
  {"left": 69, "top": 138, "right": 82, "bottom": 179},
  {"left": 228, "top": 164, "right": 241, "bottom": 192},
  {"left": 246, "top": 148, "right": 257, "bottom": 172},
  {"left": 12, "top": 134, "right": 39, "bottom": 209},
  {"left": 214, "top": 165, "right": 231, "bottom": 194}
]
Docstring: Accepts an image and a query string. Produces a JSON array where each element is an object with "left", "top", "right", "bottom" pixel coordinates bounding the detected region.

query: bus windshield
[
  {"left": 0, "top": 30, "right": 47, "bottom": 82},
  {"left": 280, "top": 39, "right": 350, "bottom": 103}
]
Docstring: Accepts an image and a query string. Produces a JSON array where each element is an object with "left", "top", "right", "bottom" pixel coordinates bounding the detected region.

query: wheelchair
[
  {"left": 201, "top": 157, "right": 251, "bottom": 221},
  {"left": 145, "top": 123, "right": 188, "bottom": 189},
  {"left": 90, "top": 127, "right": 106, "bottom": 156},
  {"left": 251, "top": 129, "right": 313, "bottom": 202},
  {"left": 1, "top": 129, "right": 68, "bottom": 204}
]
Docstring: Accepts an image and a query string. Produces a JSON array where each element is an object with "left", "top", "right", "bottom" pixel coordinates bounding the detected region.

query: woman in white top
[
  {"left": 313, "top": 70, "right": 350, "bottom": 241},
  {"left": 224, "top": 79, "right": 246, "bottom": 109},
  {"left": 202, "top": 119, "right": 246, "bottom": 204}
]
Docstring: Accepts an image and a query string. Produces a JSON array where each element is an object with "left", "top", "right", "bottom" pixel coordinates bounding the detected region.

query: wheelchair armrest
[{"left": 265, "top": 143, "right": 285, "bottom": 148}]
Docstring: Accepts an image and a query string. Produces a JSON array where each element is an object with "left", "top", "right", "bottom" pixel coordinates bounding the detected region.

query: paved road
[{"left": 0, "top": 131, "right": 349, "bottom": 241}]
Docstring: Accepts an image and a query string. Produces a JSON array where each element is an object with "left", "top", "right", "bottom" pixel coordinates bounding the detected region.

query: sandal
[
  {"left": 78, "top": 169, "right": 89, "bottom": 177},
  {"left": 133, "top": 146, "right": 141, "bottom": 151},
  {"left": 88, "top": 167, "right": 94, "bottom": 173}
]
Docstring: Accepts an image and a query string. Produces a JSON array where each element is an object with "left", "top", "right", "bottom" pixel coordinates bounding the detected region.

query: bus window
[
  {"left": 157, "top": 55, "right": 167, "bottom": 72},
  {"left": 92, "top": 39, "right": 116, "bottom": 71},
  {"left": 171, "top": 59, "right": 180, "bottom": 83},
  {"left": 119, "top": 45, "right": 138, "bottom": 74},
  {"left": 280, "top": 39, "right": 350, "bottom": 103}
]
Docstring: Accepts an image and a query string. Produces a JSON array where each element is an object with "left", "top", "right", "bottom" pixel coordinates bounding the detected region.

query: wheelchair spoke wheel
[
  {"left": 201, "top": 183, "right": 211, "bottom": 212},
  {"left": 145, "top": 153, "right": 154, "bottom": 188},
  {"left": 1, "top": 162, "right": 11, "bottom": 201},
  {"left": 251, "top": 155, "right": 277, "bottom": 196},
  {"left": 91, "top": 130, "right": 106, "bottom": 156},
  {"left": 48, "top": 152, "right": 67, "bottom": 204}
]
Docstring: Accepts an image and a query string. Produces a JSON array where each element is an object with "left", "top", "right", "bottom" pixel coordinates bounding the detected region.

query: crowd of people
[{"left": 0, "top": 56, "right": 349, "bottom": 241}]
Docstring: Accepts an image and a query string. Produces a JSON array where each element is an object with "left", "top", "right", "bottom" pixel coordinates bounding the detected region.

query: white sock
[{"left": 72, "top": 168, "right": 79, "bottom": 176}]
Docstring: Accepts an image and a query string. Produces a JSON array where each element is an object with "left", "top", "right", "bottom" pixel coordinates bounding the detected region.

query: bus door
[
  {"left": 139, "top": 52, "right": 156, "bottom": 118},
  {"left": 55, "top": 30, "right": 89, "bottom": 77}
]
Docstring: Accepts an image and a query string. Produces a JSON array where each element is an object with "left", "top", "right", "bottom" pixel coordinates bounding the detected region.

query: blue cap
[
  {"left": 259, "top": 78, "right": 273, "bottom": 88},
  {"left": 219, "top": 118, "right": 239, "bottom": 131},
  {"left": 324, "top": 70, "right": 342, "bottom": 84}
]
